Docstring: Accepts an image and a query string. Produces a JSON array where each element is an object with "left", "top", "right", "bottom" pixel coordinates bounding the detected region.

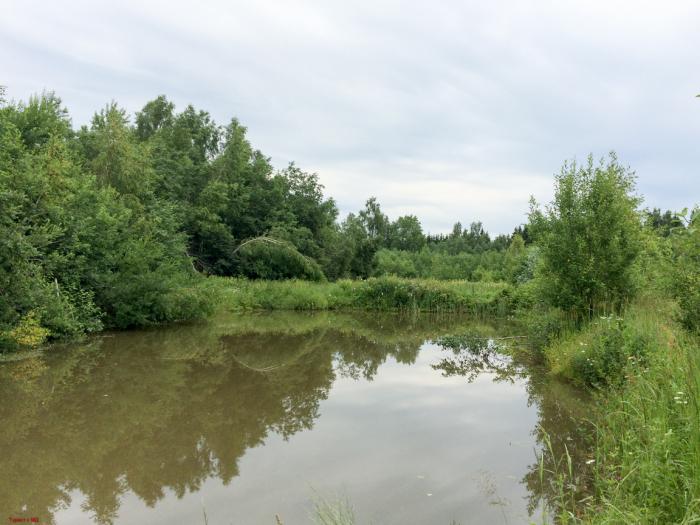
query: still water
[{"left": 0, "top": 312, "right": 588, "bottom": 524}]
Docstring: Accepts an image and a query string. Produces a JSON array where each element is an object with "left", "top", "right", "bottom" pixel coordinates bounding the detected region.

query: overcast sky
[{"left": 2, "top": 1, "right": 699, "bottom": 234}]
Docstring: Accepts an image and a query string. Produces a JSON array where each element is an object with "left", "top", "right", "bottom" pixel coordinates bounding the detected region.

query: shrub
[
  {"left": 235, "top": 238, "right": 326, "bottom": 281},
  {"left": 669, "top": 208, "right": 700, "bottom": 332},
  {"left": 529, "top": 153, "right": 643, "bottom": 316},
  {"left": 372, "top": 248, "right": 507, "bottom": 281},
  {"left": 548, "top": 311, "right": 655, "bottom": 388},
  {"left": 4, "top": 311, "right": 50, "bottom": 348},
  {"left": 525, "top": 307, "right": 570, "bottom": 354},
  {"left": 38, "top": 287, "right": 103, "bottom": 337},
  {"left": 510, "top": 279, "right": 539, "bottom": 311},
  {"left": 373, "top": 249, "right": 418, "bottom": 278}
]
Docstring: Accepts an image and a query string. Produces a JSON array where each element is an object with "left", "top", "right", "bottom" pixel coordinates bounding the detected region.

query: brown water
[{"left": 0, "top": 311, "right": 589, "bottom": 525}]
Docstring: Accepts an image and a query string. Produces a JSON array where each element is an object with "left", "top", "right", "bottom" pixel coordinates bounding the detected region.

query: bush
[
  {"left": 510, "top": 279, "right": 540, "bottom": 310},
  {"left": 529, "top": 153, "right": 643, "bottom": 316},
  {"left": 373, "top": 249, "right": 418, "bottom": 278},
  {"left": 3, "top": 311, "right": 50, "bottom": 348},
  {"left": 670, "top": 208, "right": 700, "bottom": 332},
  {"left": 569, "top": 318, "right": 650, "bottom": 387},
  {"left": 546, "top": 307, "right": 657, "bottom": 388},
  {"left": 372, "top": 248, "right": 507, "bottom": 281},
  {"left": 38, "top": 285, "right": 103, "bottom": 337},
  {"left": 354, "top": 277, "right": 506, "bottom": 313},
  {"left": 235, "top": 237, "right": 326, "bottom": 281},
  {"left": 524, "top": 307, "right": 570, "bottom": 354}
]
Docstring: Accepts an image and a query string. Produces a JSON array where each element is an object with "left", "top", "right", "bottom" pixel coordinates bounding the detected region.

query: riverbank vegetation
[
  {"left": 523, "top": 167, "right": 700, "bottom": 522},
  {"left": 0, "top": 90, "right": 528, "bottom": 349},
  {"left": 534, "top": 295, "right": 700, "bottom": 524},
  {"left": 2, "top": 88, "right": 700, "bottom": 522},
  {"left": 209, "top": 276, "right": 511, "bottom": 314}
]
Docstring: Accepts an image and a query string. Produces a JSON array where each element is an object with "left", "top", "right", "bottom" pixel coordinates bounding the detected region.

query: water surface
[{"left": 0, "top": 312, "right": 588, "bottom": 524}]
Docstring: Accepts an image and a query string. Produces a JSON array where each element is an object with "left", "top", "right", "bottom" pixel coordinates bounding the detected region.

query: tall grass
[
  {"left": 536, "top": 429, "right": 580, "bottom": 524},
  {"left": 542, "top": 297, "right": 700, "bottom": 522},
  {"left": 584, "top": 329, "right": 700, "bottom": 522},
  {"left": 311, "top": 494, "right": 356, "bottom": 525},
  {"left": 207, "top": 276, "right": 513, "bottom": 315}
]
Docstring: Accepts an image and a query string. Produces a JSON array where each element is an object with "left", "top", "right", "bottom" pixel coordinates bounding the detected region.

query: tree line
[
  {"left": 1, "top": 89, "right": 696, "bottom": 346},
  {"left": 0, "top": 90, "right": 516, "bottom": 340}
]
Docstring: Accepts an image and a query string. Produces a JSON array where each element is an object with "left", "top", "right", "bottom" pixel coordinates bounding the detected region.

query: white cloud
[{"left": 2, "top": 0, "right": 699, "bottom": 233}]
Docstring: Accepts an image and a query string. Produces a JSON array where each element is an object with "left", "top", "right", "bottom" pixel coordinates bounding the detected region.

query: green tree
[
  {"left": 358, "top": 197, "right": 390, "bottom": 242},
  {"left": 272, "top": 163, "right": 339, "bottom": 275},
  {"left": 504, "top": 233, "right": 527, "bottom": 283},
  {"left": 135, "top": 95, "right": 175, "bottom": 141},
  {"left": 644, "top": 208, "right": 683, "bottom": 237},
  {"left": 341, "top": 198, "right": 391, "bottom": 278},
  {"left": 528, "top": 153, "right": 643, "bottom": 315},
  {"left": 78, "top": 103, "right": 155, "bottom": 197},
  {"left": 388, "top": 215, "right": 425, "bottom": 251},
  {"left": 341, "top": 213, "right": 375, "bottom": 278},
  {"left": 464, "top": 221, "right": 491, "bottom": 252},
  {"left": 0, "top": 93, "right": 211, "bottom": 348},
  {"left": 669, "top": 207, "right": 700, "bottom": 331},
  {"left": 3, "top": 91, "right": 72, "bottom": 149}
]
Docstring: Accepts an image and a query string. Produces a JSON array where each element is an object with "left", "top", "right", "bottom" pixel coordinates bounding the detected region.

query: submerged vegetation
[{"left": 1, "top": 87, "right": 700, "bottom": 523}]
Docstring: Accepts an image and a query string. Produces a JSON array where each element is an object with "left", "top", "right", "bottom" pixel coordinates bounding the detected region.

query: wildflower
[{"left": 585, "top": 459, "right": 595, "bottom": 465}]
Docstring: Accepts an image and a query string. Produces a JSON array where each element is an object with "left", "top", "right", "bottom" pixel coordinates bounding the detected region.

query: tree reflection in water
[
  {"left": 431, "top": 333, "right": 521, "bottom": 383},
  {"left": 0, "top": 311, "right": 590, "bottom": 524},
  {"left": 432, "top": 330, "right": 593, "bottom": 519}
]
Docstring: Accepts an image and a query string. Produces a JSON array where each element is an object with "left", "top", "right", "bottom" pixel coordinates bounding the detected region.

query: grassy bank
[
  {"left": 539, "top": 298, "right": 700, "bottom": 523},
  {"left": 206, "top": 276, "right": 514, "bottom": 315}
]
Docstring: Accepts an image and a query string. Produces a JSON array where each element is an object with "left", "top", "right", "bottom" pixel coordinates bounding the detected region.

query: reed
[{"left": 206, "top": 276, "right": 513, "bottom": 315}]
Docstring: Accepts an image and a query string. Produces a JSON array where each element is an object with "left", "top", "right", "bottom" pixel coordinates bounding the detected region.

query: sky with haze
[{"left": 2, "top": 0, "right": 699, "bottom": 234}]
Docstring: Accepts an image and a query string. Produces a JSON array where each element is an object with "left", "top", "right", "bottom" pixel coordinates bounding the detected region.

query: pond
[{"left": 0, "top": 312, "right": 589, "bottom": 524}]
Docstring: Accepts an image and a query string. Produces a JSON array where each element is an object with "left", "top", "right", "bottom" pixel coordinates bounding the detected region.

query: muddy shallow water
[{"left": 0, "top": 311, "right": 589, "bottom": 524}]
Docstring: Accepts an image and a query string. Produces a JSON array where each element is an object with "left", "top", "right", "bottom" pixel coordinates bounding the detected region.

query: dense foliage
[
  {"left": 528, "top": 154, "right": 643, "bottom": 316},
  {"left": 1, "top": 88, "right": 696, "bottom": 356},
  {"left": 0, "top": 90, "right": 529, "bottom": 347},
  {"left": 668, "top": 207, "right": 700, "bottom": 332},
  {"left": 0, "top": 94, "right": 212, "bottom": 348}
]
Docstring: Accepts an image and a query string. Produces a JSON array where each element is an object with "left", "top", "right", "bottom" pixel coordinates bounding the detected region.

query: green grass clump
[
  {"left": 544, "top": 307, "right": 658, "bottom": 388},
  {"left": 541, "top": 298, "right": 700, "bottom": 522},
  {"left": 311, "top": 493, "right": 356, "bottom": 525},
  {"left": 210, "top": 276, "right": 512, "bottom": 315},
  {"left": 586, "top": 333, "right": 700, "bottom": 522},
  {"left": 523, "top": 307, "right": 573, "bottom": 356}
]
